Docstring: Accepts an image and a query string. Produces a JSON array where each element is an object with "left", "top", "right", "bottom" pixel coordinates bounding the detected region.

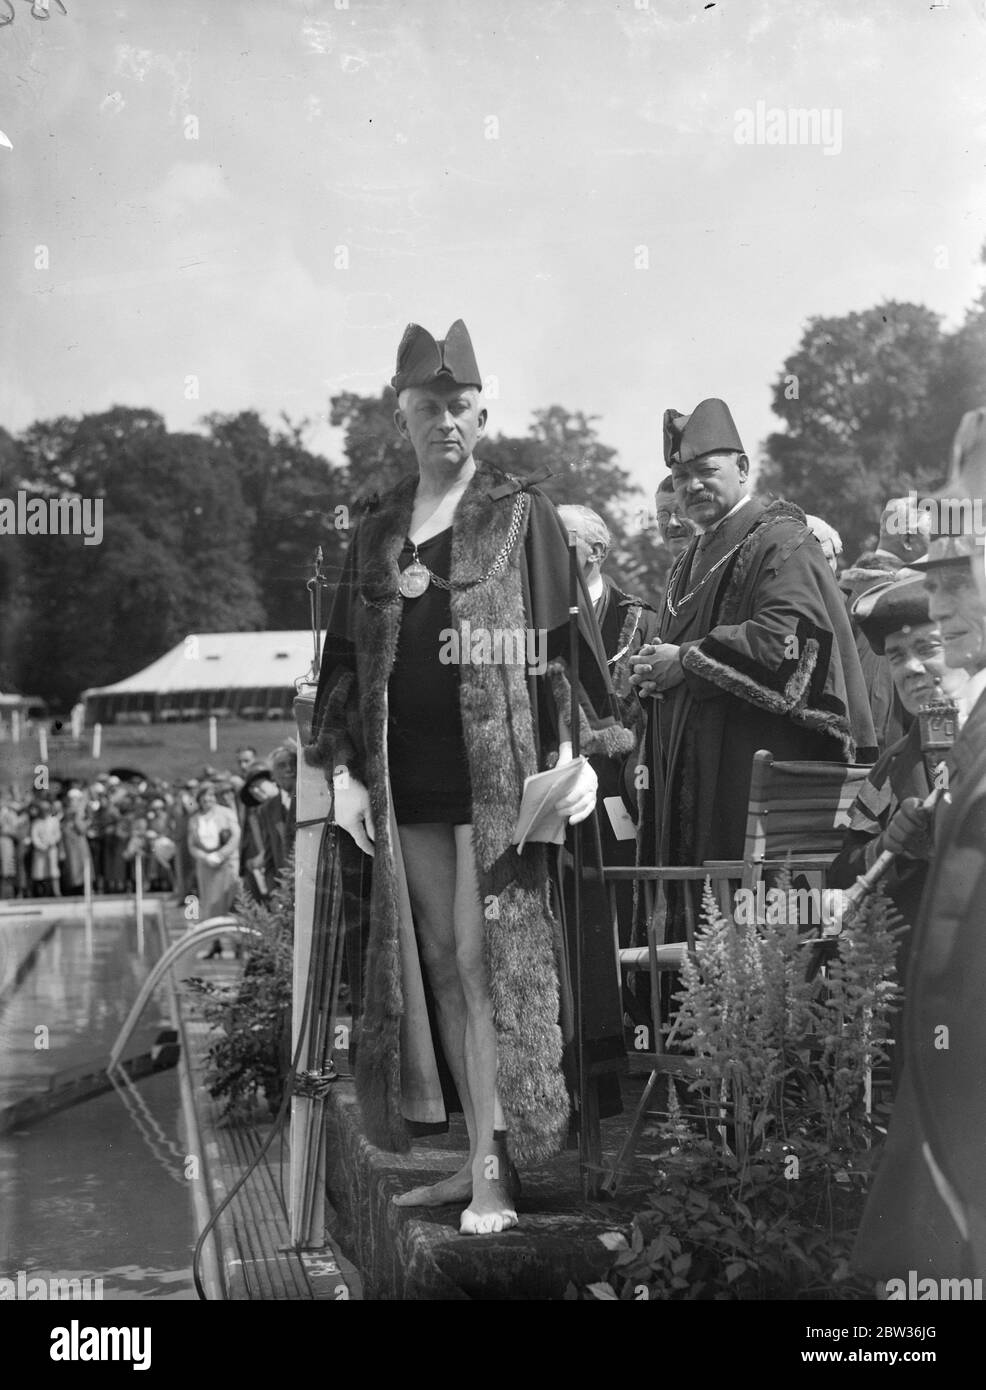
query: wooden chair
[{"left": 600, "top": 750, "right": 871, "bottom": 1193}]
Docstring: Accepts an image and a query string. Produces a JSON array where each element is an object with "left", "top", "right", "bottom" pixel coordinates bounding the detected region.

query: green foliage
[
  {"left": 7, "top": 407, "right": 345, "bottom": 707},
  {"left": 594, "top": 880, "right": 902, "bottom": 1301},
  {"left": 759, "top": 298, "right": 983, "bottom": 557},
  {"left": 331, "top": 388, "right": 417, "bottom": 502},
  {"left": 184, "top": 858, "right": 295, "bottom": 1118},
  {"left": 206, "top": 410, "right": 346, "bottom": 628}
]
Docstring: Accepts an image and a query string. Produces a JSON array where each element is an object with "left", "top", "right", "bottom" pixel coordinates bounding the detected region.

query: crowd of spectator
[{"left": 0, "top": 743, "right": 297, "bottom": 906}]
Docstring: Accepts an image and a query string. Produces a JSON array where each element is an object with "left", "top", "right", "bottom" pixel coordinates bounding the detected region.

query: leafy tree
[
  {"left": 760, "top": 302, "right": 946, "bottom": 557},
  {"left": 10, "top": 408, "right": 265, "bottom": 707},
  {"left": 0, "top": 427, "right": 27, "bottom": 689},
  {"left": 483, "top": 406, "right": 668, "bottom": 598},
  {"left": 924, "top": 242, "right": 986, "bottom": 467},
  {"left": 205, "top": 410, "right": 347, "bottom": 626},
  {"left": 330, "top": 388, "right": 416, "bottom": 504}
]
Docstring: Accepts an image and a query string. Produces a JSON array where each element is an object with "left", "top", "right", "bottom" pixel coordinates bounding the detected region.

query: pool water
[{"left": 0, "top": 917, "right": 197, "bottom": 1299}]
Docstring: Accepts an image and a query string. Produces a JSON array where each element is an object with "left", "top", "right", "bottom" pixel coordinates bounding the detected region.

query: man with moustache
[
  {"left": 631, "top": 399, "right": 875, "bottom": 913},
  {"left": 654, "top": 476, "right": 699, "bottom": 563}
]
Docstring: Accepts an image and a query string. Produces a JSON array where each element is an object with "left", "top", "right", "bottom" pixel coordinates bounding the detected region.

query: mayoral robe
[
  {"left": 639, "top": 497, "right": 876, "bottom": 895},
  {"left": 306, "top": 461, "right": 633, "bottom": 1164}
]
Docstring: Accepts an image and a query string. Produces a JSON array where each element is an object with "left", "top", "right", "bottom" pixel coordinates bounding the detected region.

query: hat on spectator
[{"left": 852, "top": 570, "right": 930, "bottom": 655}]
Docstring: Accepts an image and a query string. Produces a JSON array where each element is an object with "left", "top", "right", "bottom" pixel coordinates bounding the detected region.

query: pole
[
  {"left": 135, "top": 850, "right": 145, "bottom": 957},
  {"left": 92, "top": 723, "right": 102, "bottom": 761},
  {"left": 83, "top": 853, "right": 94, "bottom": 956},
  {"left": 208, "top": 715, "right": 217, "bottom": 754},
  {"left": 290, "top": 689, "right": 331, "bottom": 1247},
  {"left": 567, "top": 531, "right": 590, "bottom": 1198},
  {"left": 38, "top": 725, "right": 48, "bottom": 764},
  {"left": 11, "top": 709, "right": 20, "bottom": 744},
  {"left": 307, "top": 546, "right": 327, "bottom": 684}
]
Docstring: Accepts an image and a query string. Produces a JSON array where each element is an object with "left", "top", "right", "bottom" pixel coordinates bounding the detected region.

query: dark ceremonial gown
[
  {"left": 592, "top": 577, "right": 660, "bottom": 949},
  {"left": 853, "top": 688, "right": 986, "bottom": 1283},
  {"left": 640, "top": 497, "right": 876, "bottom": 899},
  {"left": 828, "top": 720, "right": 930, "bottom": 1086},
  {"left": 307, "top": 461, "right": 633, "bottom": 1163}
]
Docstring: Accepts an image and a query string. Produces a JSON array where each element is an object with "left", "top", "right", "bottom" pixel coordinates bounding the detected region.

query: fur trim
[
  {"left": 682, "top": 635, "right": 819, "bottom": 718},
  {"left": 334, "top": 462, "right": 576, "bottom": 1162},
  {"left": 715, "top": 500, "right": 805, "bottom": 618},
  {"left": 452, "top": 480, "right": 570, "bottom": 1162},
  {"left": 350, "top": 479, "right": 417, "bottom": 1153},
  {"left": 304, "top": 668, "right": 359, "bottom": 775},
  {"left": 545, "top": 661, "right": 638, "bottom": 760},
  {"left": 682, "top": 500, "right": 855, "bottom": 759}
]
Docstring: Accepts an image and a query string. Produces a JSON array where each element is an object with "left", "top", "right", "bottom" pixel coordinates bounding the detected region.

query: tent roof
[
  {"left": 82, "top": 632, "right": 313, "bottom": 698},
  {"left": 0, "top": 692, "right": 46, "bottom": 708}
]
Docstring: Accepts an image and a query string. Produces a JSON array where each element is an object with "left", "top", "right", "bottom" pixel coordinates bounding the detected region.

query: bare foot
[
  {"left": 459, "top": 1165, "right": 519, "bottom": 1235},
  {"left": 393, "top": 1163, "right": 473, "bottom": 1208},
  {"left": 456, "top": 1195, "right": 514, "bottom": 1239}
]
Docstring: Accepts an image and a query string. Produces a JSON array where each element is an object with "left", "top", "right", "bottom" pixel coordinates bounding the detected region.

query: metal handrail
[{"left": 107, "top": 917, "right": 261, "bottom": 1070}]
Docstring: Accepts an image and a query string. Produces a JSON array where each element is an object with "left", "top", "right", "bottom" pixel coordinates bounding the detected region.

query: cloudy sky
[{"left": 1, "top": 0, "right": 985, "bottom": 499}]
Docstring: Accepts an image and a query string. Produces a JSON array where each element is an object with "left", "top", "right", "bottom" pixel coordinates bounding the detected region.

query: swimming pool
[{"left": 0, "top": 914, "right": 197, "bottom": 1300}]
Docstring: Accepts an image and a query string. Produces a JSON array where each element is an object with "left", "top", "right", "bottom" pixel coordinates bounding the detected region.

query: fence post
[
  {"left": 135, "top": 852, "right": 145, "bottom": 957},
  {"left": 83, "top": 853, "right": 94, "bottom": 956}
]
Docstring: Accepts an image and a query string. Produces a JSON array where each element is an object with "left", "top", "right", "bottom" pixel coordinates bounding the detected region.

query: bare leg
[
  {"left": 453, "top": 825, "right": 517, "bottom": 1234},
  {"left": 393, "top": 824, "right": 475, "bottom": 1206}
]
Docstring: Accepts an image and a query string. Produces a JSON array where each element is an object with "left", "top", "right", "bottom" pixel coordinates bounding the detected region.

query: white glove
[
  {"left": 332, "top": 772, "right": 376, "bottom": 856},
  {"left": 553, "top": 742, "right": 598, "bottom": 826}
]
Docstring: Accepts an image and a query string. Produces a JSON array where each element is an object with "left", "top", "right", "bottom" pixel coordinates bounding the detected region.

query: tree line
[{"left": 1, "top": 260, "right": 982, "bottom": 711}]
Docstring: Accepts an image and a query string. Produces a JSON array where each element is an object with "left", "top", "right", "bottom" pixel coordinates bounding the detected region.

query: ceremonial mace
[
  {"left": 307, "top": 544, "right": 327, "bottom": 683},
  {"left": 805, "top": 694, "right": 958, "bottom": 981},
  {"left": 567, "top": 531, "right": 591, "bottom": 1198},
  {"left": 290, "top": 545, "right": 340, "bottom": 1247}
]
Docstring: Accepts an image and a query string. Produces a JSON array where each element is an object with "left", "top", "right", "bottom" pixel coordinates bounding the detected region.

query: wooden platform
[{"left": 165, "top": 903, "right": 362, "bottom": 1301}]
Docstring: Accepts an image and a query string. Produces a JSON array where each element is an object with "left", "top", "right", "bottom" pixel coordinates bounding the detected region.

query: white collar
[
  {"left": 958, "top": 666, "right": 986, "bottom": 725},
  {"left": 702, "top": 492, "right": 751, "bottom": 539},
  {"left": 587, "top": 573, "right": 605, "bottom": 605}
]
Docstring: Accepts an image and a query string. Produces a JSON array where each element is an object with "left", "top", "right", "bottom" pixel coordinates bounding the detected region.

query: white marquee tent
[{"left": 82, "top": 632, "right": 314, "bottom": 724}]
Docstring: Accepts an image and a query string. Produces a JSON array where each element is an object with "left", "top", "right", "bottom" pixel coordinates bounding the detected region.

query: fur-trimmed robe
[
  {"left": 306, "top": 461, "right": 633, "bottom": 1164},
  {"left": 640, "top": 496, "right": 876, "bottom": 876}
]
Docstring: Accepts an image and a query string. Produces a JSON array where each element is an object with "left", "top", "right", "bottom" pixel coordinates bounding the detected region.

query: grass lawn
[{"left": 0, "top": 717, "right": 301, "bottom": 792}]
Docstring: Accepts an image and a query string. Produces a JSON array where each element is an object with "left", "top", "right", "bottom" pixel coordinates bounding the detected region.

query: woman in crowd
[
  {"left": 29, "top": 799, "right": 62, "bottom": 897},
  {"left": 186, "top": 782, "right": 241, "bottom": 921},
  {"left": 0, "top": 794, "right": 26, "bottom": 898},
  {"left": 59, "top": 787, "right": 92, "bottom": 896}
]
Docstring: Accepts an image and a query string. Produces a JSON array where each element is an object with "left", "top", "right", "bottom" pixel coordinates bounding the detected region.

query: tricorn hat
[
  {"left": 391, "top": 319, "right": 482, "bottom": 394},
  {"left": 852, "top": 569, "right": 931, "bottom": 655},
  {"left": 663, "top": 398, "right": 745, "bottom": 468}
]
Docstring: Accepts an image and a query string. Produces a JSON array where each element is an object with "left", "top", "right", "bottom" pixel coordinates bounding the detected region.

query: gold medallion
[{"left": 398, "top": 561, "right": 431, "bottom": 598}]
